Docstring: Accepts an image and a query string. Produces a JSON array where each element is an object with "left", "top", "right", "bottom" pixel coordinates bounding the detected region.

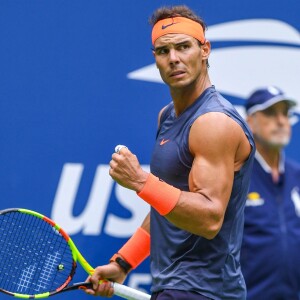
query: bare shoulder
[
  {"left": 189, "top": 112, "right": 242, "bottom": 152},
  {"left": 189, "top": 112, "right": 251, "bottom": 168}
]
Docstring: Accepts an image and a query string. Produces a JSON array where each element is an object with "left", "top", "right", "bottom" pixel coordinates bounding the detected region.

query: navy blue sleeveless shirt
[{"left": 150, "top": 86, "right": 255, "bottom": 299}]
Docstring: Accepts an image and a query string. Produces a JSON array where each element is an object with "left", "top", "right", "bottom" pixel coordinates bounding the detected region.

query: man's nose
[{"left": 169, "top": 49, "right": 180, "bottom": 64}]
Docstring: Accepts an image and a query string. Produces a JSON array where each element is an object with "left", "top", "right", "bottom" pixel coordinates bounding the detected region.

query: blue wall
[{"left": 0, "top": 0, "right": 299, "bottom": 299}]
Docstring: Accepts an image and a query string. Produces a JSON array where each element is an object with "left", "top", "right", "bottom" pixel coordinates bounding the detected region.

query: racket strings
[{"left": 0, "top": 211, "right": 75, "bottom": 296}]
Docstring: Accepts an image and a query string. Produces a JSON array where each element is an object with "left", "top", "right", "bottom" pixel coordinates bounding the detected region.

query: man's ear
[
  {"left": 201, "top": 40, "right": 211, "bottom": 60},
  {"left": 152, "top": 50, "right": 159, "bottom": 69}
]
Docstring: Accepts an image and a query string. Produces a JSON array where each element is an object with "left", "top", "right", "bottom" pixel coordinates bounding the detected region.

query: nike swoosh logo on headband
[{"left": 162, "top": 22, "right": 178, "bottom": 30}]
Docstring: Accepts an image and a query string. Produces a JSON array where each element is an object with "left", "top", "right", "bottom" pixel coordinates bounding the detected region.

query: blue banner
[{"left": 0, "top": 1, "right": 299, "bottom": 299}]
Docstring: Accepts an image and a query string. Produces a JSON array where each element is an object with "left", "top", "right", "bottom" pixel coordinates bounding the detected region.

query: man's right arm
[{"left": 85, "top": 213, "right": 151, "bottom": 297}]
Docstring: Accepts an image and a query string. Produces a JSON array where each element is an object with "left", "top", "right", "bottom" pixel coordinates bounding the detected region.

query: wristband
[
  {"left": 137, "top": 173, "right": 181, "bottom": 215},
  {"left": 110, "top": 253, "right": 132, "bottom": 274},
  {"left": 117, "top": 227, "right": 150, "bottom": 269}
]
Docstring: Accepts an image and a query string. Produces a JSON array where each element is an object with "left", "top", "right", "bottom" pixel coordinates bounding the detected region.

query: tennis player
[{"left": 86, "top": 5, "right": 255, "bottom": 299}]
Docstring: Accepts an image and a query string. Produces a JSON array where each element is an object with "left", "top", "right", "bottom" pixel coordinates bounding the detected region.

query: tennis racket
[{"left": 0, "top": 208, "right": 151, "bottom": 300}]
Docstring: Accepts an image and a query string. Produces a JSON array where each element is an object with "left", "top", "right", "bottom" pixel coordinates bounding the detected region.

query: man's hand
[
  {"left": 85, "top": 263, "right": 127, "bottom": 297},
  {"left": 109, "top": 145, "right": 148, "bottom": 193}
]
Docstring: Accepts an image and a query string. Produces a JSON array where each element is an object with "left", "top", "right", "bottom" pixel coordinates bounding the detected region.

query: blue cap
[{"left": 245, "top": 86, "right": 297, "bottom": 115}]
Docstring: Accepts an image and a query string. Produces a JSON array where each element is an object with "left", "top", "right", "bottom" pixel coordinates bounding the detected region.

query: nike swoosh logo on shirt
[{"left": 160, "top": 139, "right": 170, "bottom": 145}]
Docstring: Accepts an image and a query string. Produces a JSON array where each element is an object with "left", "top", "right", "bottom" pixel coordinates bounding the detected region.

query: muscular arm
[
  {"left": 109, "top": 112, "right": 250, "bottom": 239},
  {"left": 165, "top": 112, "right": 250, "bottom": 238}
]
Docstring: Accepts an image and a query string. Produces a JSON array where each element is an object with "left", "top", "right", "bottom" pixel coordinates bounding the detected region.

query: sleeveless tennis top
[{"left": 150, "top": 86, "right": 255, "bottom": 300}]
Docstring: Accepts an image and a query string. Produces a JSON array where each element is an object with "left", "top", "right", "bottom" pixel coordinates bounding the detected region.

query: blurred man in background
[{"left": 241, "top": 86, "right": 300, "bottom": 299}]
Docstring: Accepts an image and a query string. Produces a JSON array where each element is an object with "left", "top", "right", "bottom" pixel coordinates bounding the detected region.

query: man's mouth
[{"left": 170, "top": 70, "right": 185, "bottom": 77}]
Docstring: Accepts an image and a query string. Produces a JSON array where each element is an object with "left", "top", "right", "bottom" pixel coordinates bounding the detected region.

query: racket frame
[{"left": 0, "top": 208, "right": 151, "bottom": 300}]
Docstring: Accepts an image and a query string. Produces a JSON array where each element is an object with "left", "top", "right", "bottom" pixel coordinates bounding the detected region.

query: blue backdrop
[{"left": 1, "top": 0, "right": 299, "bottom": 299}]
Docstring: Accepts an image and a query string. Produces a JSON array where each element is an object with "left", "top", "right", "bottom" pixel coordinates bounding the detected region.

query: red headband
[{"left": 152, "top": 17, "right": 205, "bottom": 45}]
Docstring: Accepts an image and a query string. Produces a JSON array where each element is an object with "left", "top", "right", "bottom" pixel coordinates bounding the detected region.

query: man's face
[
  {"left": 152, "top": 34, "right": 210, "bottom": 90},
  {"left": 247, "top": 101, "right": 292, "bottom": 148}
]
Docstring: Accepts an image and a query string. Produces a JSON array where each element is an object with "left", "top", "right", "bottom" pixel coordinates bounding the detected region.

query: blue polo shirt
[{"left": 241, "top": 152, "right": 300, "bottom": 299}]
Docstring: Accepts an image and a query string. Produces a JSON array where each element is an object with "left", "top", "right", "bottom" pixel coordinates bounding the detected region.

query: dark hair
[{"left": 149, "top": 5, "right": 207, "bottom": 34}]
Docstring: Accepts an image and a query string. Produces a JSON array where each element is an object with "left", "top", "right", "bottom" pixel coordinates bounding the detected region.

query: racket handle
[{"left": 112, "top": 282, "right": 151, "bottom": 300}]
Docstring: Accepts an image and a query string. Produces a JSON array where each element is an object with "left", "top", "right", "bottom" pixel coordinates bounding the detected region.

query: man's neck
[
  {"left": 170, "top": 75, "right": 211, "bottom": 116},
  {"left": 255, "top": 143, "right": 282, "bottom": 183}
]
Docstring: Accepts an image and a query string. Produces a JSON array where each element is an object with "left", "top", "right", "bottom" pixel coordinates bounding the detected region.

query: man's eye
[
  {"left": 263, "top": 109, "right": 276, "bottom": 116},
  {"left": 178, "top": 44, "right": 189, "bottom": 50},
  {"left": 156, "top": 48, "right": 169, "bottom": 55},
  {"left": 263, "top": 109, "right": 289, "bottom": 117}
]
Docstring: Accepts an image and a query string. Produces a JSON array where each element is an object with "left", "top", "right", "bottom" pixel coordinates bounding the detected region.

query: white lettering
[
  {"left": 105, "top": 165, "right": 150, "bottom": 237},
  {"left": 51, "top": 163, "right": 113, "bottom": 235},
  {"left": 51, "top": 163, "right": 150, "bottom": 237}
]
